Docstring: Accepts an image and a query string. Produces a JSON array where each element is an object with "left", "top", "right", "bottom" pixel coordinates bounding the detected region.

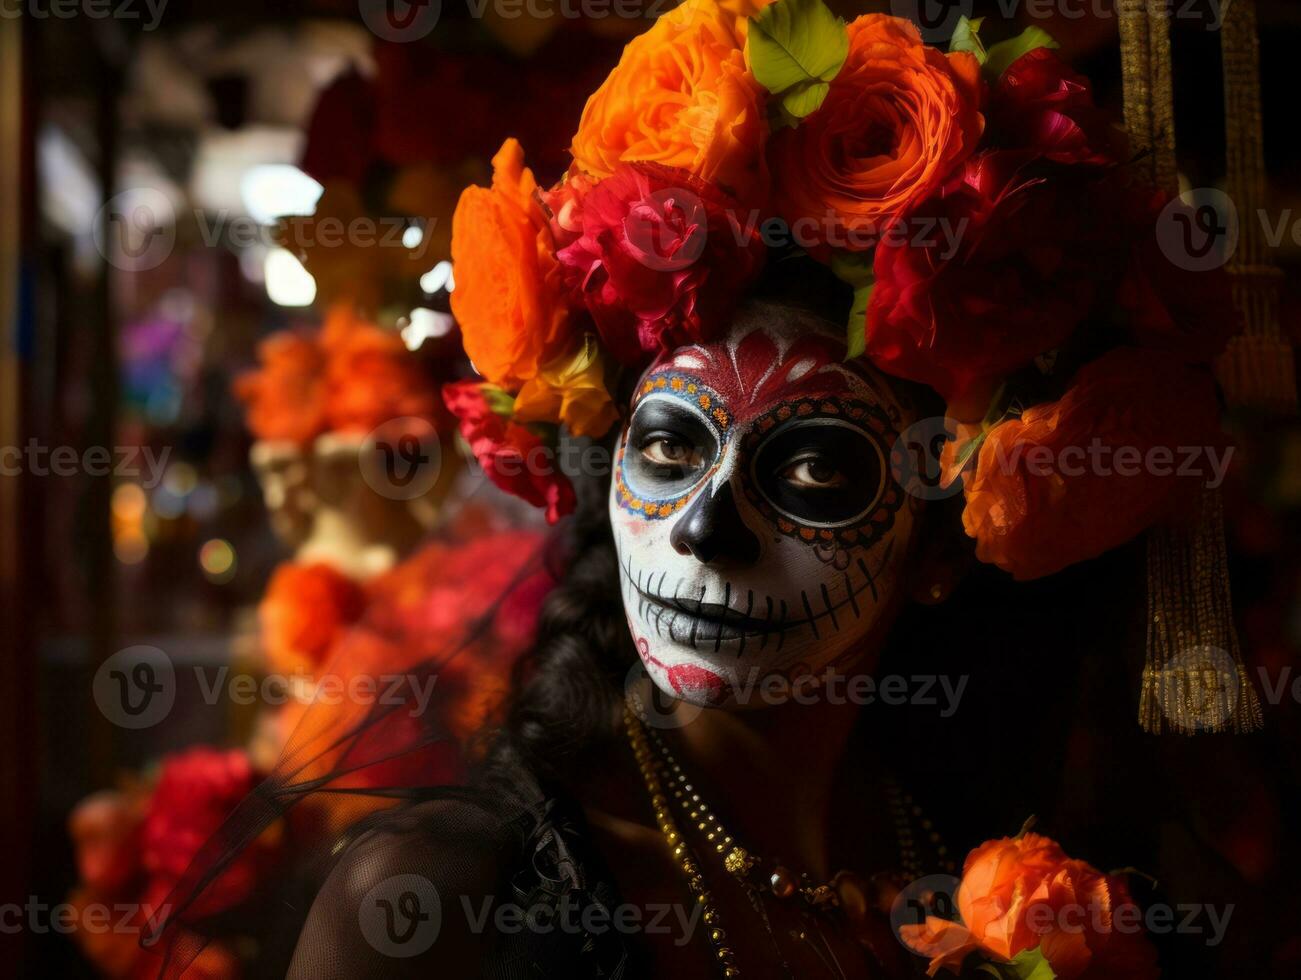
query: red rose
[
  {"left": 989, "top": 48, "right": 1126, "bottom": 166},
  {"left": 1117, "top": 188, "right": 1238, "bottom": 364},
  {"left": 443, "top": 381, "right": 576, "bottom": 524},
  {"left": 557, "top": 164, "right": 764, "bottom": 366},
  {"left": 140, "top": 748, "right": 275, "bottom": 919},
  {"left": 867, "top": 153, "right": 1114, "bottom": 412}
]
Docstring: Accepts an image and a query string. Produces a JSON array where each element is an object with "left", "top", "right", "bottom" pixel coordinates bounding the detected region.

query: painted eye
[
  {"left": 780, "top": 454, "right": 846, "bottom": 490},
  {"left": 640, "top": 436, "right": 703, "bottom": 471},
  {"left": 750, "top": 416, "right": 886, "bottom": 527}
]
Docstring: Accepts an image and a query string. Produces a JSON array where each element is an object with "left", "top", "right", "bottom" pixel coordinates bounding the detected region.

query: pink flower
[
  {"left": 557, "top": 164, "right": 764, "bottom": 366},
  {"left": 989, "top": 48, "right": 1125, "bottom": 166}
]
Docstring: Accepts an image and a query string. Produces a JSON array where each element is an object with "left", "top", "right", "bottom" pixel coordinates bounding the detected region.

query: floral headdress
[{"left": 442, "top": 0, "right": 1260, "bottom": 727}]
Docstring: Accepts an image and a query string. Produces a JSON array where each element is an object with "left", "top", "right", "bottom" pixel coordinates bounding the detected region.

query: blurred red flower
[
  {"left": 443, "top": 381, "right": 575, "bottom": 524},
  {"left": 140, "top": 748, "right": 279, "bottom": 919}
]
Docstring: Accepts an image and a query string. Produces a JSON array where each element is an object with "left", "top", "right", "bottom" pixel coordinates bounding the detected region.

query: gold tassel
[
  {"left": 1117, "top": 0, "right": 1178, "bottom": 191},
  {"left": 1120, "top": 1, "right": 1272, "bottom": 733},
  {"left": 1140, "top": 490, "right": 1263, "bottom": 734},
  {"left": 1218, "top": 0, "right": 1298, "bottom": 413}
]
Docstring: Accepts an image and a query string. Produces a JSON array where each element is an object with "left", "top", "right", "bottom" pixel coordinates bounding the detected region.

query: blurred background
[{"left": 1, "top": 0, "right": 1299, "bottom": 976}]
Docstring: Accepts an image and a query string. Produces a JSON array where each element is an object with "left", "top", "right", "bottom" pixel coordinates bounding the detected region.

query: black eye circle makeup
[{"left": 750, "top": 418, "right": 886, "bottom": 527}]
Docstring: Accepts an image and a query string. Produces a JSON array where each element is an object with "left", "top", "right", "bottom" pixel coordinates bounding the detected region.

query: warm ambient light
[
  {"left": 264, "top": 248, "right": 317, "bottom": 307},
  {"left": 240, "top": 164, "right": 324, "bottom": 225}
]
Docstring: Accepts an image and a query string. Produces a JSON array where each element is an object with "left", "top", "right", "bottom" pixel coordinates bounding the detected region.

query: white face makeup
[{"left": 609, "top": 307, "right": 918, "bottom": 708}]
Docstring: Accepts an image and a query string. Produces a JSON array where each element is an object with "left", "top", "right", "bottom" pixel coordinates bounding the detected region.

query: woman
[
  {"left": 285, "top": 269, "right": 970, "bottom": 979},
  {"left": 161, "top": 5, "right": 1241, "bottom": 978}
]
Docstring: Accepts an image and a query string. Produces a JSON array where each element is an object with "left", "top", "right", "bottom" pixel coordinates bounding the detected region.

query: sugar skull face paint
[{"left": 610, "top": 304, "right": 919, "bottom": 708}]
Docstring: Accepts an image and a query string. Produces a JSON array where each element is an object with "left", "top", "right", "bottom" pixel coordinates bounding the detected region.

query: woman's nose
[{"left": 669, "top": 482, "right": 761, "bottom": 565}]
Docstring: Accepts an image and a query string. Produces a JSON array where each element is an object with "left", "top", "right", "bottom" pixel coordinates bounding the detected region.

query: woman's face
[{"left": 609, "top": 304, "right": 920, "bottom": 708}]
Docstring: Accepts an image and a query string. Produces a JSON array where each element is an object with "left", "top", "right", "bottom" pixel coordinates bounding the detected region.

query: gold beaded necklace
[{"left": 625, "top": 707, "right": 950, "bottom": 979}]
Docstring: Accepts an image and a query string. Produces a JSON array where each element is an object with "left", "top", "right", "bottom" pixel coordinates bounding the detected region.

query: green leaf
[
  {"left": 1006, "top": 948, "right": 1057, "bottom": 980},
  {"left": 829, "top": 250, "right": 873, "bottom": 289},
  {"left": 829, "top": 250, "right": 874, "bottom": 359},
  {"left": 480, "top": 383, "right": 517, "bottom": 419},
  {"left": 846, "top": 280, "right": 872, "bottom": 359},
  {"left": 985, "top": 27, "right": 1060, "bottom": 79},
  {"left": 949, "top": 16, "right": 987, "bottom": 65},
  {"left": 953, "top": 430, "right": 987, "bottom": 471},
  {"left": 747, "top": 0, "right": 848, "bottom": 119},
  {"left": 972, "top": 949, "right": 1056, "bottom": 980},
  {"left": 782, "top": 79, "right": 831, "bottom": 118}
]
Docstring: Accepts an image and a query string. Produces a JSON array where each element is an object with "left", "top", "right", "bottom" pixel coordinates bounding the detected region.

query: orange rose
[
  {"left": 570, "top": 1, "right": 768, "bottom": 203},
  {"left": 233, "top": 332, "right": 327, "bottom": 445},
  {"left": 259, "top": 561, "right": 367, "bottom": 676},
  {"left": 450, "top": 139, "right": 573, "bottom": 389},
  {"left": 901, "top": 833, "right": 1159, "bottom": 979},
  {"left": 769, "top": 14, "right": 982, "bottom": 250},
  {"left": 961, "top": 348, "right": 1230, "bottom": 580}
]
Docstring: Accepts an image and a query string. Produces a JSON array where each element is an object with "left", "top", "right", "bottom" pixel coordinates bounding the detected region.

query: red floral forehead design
[{"left": 441, "top": 0, "right": 1234, "bottom": 581}]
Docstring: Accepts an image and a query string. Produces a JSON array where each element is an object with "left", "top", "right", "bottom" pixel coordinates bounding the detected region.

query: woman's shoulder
[
  {"left": 286, "top": 791, "right": 632, "bottom": 979},
  {"left": 285, "top": 796, "right": 528, "bottom": 979}
]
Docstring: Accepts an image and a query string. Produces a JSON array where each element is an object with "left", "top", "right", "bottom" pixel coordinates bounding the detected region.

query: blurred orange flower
[
  {"left": 450, "top": 139, "right": 574, "bottom": 390},
  {"left": 570, "top": 0, "right": 769, "bottom": 203},
  {"left": 259, "top": 562, "right": 368, "bottom": 676},
  {"left": 323, "top": 318, "right": 443, "bottom": 435},
  {"left": 233, "top": 332, "right": 327, "bottom": 445},
  {"left": 901, "top": 833, "right": 1158, "bottom": 979},
  {"left": 769, "top": 13, "right": 982, "bottom": 251},
  {"left": 961, "top": 347, "right": 1229, "bottom": 580}
]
